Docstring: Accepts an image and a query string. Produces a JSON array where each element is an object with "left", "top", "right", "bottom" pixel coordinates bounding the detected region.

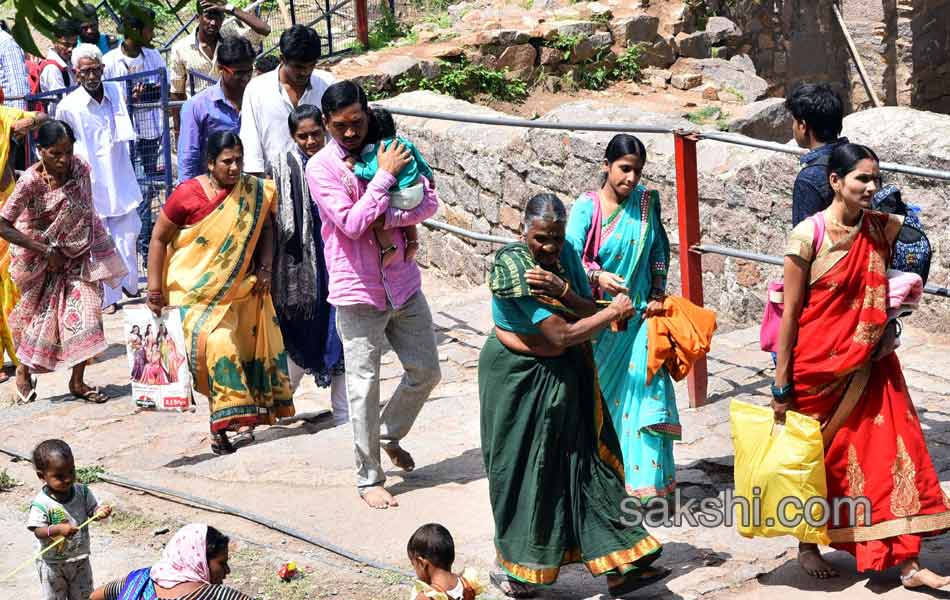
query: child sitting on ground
[
  {"left": 408, "top": 523, "right": 484, "bottom": 600},
  {"left": 27, "top": 439, "right": 112, "bottom": 600},
  {"left": 353, "top": 107, "right": 434, "bottom": 267}
]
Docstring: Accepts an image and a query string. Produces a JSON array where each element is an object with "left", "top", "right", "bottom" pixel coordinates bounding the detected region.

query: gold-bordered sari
[{"left": 165, "top": 175, "right": 293, "bottom": 432}]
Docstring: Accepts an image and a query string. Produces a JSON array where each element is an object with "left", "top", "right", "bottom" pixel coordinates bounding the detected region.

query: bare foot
[
  {"left": 360, "top": 486, "right": 398, "bottom": 509},
  {"left": 383, "top": 444, "right": 415, "bottom": 471},
  {"left": 902, "top": 566, "right": 950, "bottom": 590},
  {"left": 798, "top": 546, "right": 838, "bottom": 579}
]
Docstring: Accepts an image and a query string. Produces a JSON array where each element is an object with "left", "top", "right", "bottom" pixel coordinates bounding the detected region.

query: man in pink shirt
[{"left": 306, "top": 81, "right": 441, "bottom": 509}]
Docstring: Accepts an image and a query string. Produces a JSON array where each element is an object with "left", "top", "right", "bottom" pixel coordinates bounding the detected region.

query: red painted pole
[
  {"left": 674, "top": 133, "right": 708, "bottom": 408},
  {"left": 355, "top": 0, "right": 370, "bottom": 50}
]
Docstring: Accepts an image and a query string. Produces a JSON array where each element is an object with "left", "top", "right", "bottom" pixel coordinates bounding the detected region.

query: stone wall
[
  {"left": 699, "top": 0, "right": 851, "bottom": 102},
  {"left": 910, "top": 0, "right": 950, "bottom": 113},
  {"left": 382, "top": 92, "right": 950, "bottom": 330}
]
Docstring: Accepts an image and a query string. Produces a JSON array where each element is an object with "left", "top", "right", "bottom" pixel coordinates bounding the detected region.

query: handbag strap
[
  {"left": 807, "top": 212, "right": 825, "bottom": 258},
  {"left": 581, "top": 190, "right": 602, "bottom": 270}
]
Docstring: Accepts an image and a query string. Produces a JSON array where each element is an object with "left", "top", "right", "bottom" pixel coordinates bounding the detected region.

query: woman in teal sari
[
  {"left": 480, "top": 193, "right": 669, "bottom": 598},
  {"left": 565, "top": 134, "right": 679, "bottom": 503}
]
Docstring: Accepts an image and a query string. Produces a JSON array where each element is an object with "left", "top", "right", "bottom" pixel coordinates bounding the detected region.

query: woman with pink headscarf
[{"left": 90, "top": 523, "right": 253, "bottom": 600}]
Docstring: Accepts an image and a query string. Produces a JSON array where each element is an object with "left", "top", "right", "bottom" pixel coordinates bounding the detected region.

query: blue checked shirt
[{"left": 0, "top": 30, "right": 29, "bottom": 110}]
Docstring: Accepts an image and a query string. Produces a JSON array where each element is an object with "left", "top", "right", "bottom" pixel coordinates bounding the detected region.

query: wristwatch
[{"left": 224, "top": 3, "right": 235, "bottom": 13}]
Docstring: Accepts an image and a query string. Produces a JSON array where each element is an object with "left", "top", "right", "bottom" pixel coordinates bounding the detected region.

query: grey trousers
[
  {"left": 336, "top": 291, "right": 441, "bottom": 488},
  {"left": 36, "top": 558, "right": 93, "bottom": 600}
]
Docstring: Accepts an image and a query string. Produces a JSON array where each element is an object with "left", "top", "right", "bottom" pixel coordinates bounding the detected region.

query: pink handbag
[{"left": 759, "top": 214, "right": 825, "bottom": 353}]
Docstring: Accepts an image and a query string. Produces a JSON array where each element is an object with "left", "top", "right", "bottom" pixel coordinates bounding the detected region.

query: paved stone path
[{"left": 1, "top": 273, "right": 949, "bottom": 599}]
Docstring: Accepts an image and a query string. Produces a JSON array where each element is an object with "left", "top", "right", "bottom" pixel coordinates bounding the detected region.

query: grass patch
[
  {"left": 0, "top": 468, "right": 20, "bottom": 491},
  {"left": 399, "top": 58, "right": 529, "bottom": 103},
  {"left": 107, "top": 509, "right": 163, "bottom": 533},
  {"left": 686, "top": 106, "right": 721, "bottom": 124},
  {"left": 685, "top": 106, "right": 732, "bottom": 130},
  {"left": 721, "top": 84, "right": 746, "bottom": 102},
  {"left": 76, "top": 465, "right": 105, "bottom": 485}
]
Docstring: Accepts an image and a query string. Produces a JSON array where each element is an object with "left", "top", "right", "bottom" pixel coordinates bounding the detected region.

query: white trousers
[
  {"left": 288, "top": 356, "right": 349, "bottom": 425},
  {"left": 100, "top": 209, "right": 141, "bottom": 308}
]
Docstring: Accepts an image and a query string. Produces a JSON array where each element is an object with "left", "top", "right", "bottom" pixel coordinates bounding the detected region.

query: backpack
[
  {"left": 871, "top": 184, "right": 932, "bottom": 285},
  {"left": 25, "top": 55, "right": 67, "bottom": 112}
]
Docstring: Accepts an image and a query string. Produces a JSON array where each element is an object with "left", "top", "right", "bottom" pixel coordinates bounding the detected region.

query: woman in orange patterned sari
[{"left": 773, "top": 143, "right": 950, "bottom": 591}]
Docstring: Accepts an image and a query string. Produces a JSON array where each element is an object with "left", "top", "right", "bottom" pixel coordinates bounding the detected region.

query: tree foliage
[{"left": 7, "top": 0, "right": 190, "bottom": 55}]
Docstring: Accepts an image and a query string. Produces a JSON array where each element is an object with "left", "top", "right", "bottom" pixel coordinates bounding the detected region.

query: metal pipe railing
[{"left": 385, "top": 107, "right": 950, "bottom": 182}]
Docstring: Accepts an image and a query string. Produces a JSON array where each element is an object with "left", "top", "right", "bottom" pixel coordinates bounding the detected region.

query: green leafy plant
[
  {"left": 0, "top": 469, "right": 20, "bottom": 492},
  {"left": 424, "top": 11, "right": 452, "bottom": 29},
  {"left": 591, "top": 12, "right": 612, "bottom": 26},
  {"left": 547, "top": 34, "right": 581, "bottom": 61},
  {"left": 76, "top": 465, "right": 106, "bottom": 485},
  {"left": 363, "top": 81, "right": 391, "bottom": 101},
  {"left": 367, "top": 0, "right": 410, "bottom": 50},
  {"left": 613, "top": 44, "right": 643, "bottom": 82},
  {"left": 578, "top": 48, "right": 613, "bottom": 90},
  {"left": 399, "top": 58, "right": 528, "bottom": 103}
]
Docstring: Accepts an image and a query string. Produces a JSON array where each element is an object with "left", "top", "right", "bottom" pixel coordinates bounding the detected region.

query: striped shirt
[{"left": 103, "top": 580, "right": 255, "bottom": 600}]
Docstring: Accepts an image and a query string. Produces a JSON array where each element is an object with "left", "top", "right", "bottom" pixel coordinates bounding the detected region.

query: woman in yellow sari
[
  {"left": 146, "top": 131, "right": 293, "bottom": 454},
  {"left": 0, "top": 106, "right": 48, "bottom": 381}
]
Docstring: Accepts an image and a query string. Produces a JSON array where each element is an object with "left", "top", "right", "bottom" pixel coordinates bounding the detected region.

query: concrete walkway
[{"left": 1, "top": 273, "right": 949, "bottom": 599}]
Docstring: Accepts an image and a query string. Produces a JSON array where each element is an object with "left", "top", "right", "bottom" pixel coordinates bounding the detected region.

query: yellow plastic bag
[{"left": 729, "top": 399, "right": 831, "bottom": 545}]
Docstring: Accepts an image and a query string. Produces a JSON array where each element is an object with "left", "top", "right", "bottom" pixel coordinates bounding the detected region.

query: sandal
[
  {"left": 211, "top": 432, "right": 236, "bottom": 455},
  {"left": 607, "top": 566, "right": 671, "bottom": 597},
  {"left": 15, "top": 376, "right": 38, "bottom": 404},
  {"left": 489, "top": 571, "right": 537, "bottom": 598},
  {"left": 103, "top": 304, "right": 118, "bottom": 315},
  {"left": 72, "top": 386, "right": 109, "bottom": 404}
]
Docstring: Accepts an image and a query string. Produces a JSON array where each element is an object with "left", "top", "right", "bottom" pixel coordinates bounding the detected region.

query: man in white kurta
[{"left": 56, "top": 44, "right": 142, "bottom": 311}]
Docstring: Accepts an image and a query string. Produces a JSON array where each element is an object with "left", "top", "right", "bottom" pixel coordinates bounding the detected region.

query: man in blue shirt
[
  {"left": 785, "top": 83, "right": 848, "bottom": 226},
  {"left": 177, "top": 36, "right": 255, "bottom": 182}
]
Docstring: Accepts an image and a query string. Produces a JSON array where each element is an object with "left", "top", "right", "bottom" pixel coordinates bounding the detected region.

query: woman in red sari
[{"left": 773, "top": 143, "right": 950, "bottom": 590}]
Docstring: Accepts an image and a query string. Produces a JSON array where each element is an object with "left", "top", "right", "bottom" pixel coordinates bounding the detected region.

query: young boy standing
[
  {"left": 785, "top": 83, "right": 848, "bottom": 226},
  {"left": 27, "top": 439, "right": 111, "bottom": 600}
]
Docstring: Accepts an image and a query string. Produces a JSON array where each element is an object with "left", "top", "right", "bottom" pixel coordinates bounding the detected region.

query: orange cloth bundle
[{"left": 646, "top": 296, "right": 717, "bottom": 383}]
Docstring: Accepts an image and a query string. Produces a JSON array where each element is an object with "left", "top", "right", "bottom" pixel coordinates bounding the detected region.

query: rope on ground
[{"left": 0, "top": 446, "right": 412, "bottom": 580}]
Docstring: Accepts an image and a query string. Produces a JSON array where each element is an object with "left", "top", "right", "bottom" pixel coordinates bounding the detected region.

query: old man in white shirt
[{"left": 56, "top": 44, "right": 142, "bottom": 313}]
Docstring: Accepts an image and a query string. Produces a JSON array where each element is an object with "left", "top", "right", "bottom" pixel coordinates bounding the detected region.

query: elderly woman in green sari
[
  {"left": 565, "top": 134, "right": 678, "bottom": 503},
  {"left": 479, "top": 193, "right": 669, "bottom": 598}
]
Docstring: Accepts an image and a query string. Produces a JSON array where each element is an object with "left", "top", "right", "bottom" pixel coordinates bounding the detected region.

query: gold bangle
[{"left": 558, "top": 280, "right": 570, "bottom": 298}]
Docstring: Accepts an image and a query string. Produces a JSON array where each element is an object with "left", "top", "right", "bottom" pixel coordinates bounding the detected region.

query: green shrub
[{"left": 401, "top": 58, "right": 529, "bottom": 103}]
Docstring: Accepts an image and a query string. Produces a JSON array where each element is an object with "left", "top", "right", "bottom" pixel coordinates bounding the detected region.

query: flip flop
[
  {"left": 607, "top": 566, "right": 671, "bottom": 597},
  {"left": 211, "top": 433, "right": 236, "bottom": 455},
  {"left": 489, "top": 571, "right": 537, "bottom": 598},
  {"left": 15, "top": 376, "right": 37, "bottom": 404},
  {"left": 72, "top": 387, "right": 109, "bottom": 404}
]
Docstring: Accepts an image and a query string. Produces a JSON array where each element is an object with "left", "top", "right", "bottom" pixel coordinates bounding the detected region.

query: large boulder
[
  {"left": 610, "top": 14, "right": 660, "bottom": 46},
  {"left": 705, "top": 16, "right": 742, "bottom": 45},
  {"left": 377, "top": 56, "right": 442, "bottom": 85},
  {"left": 554, "top": 20, "right": 598, "bottom": 38},
  {"left": 726, "top": 98, "right": 793, "bottom": 143},
  {"left": 674, "top": 31, "right": 710, "bottom": 59},
  {"left": 672, "top": 56, "right": 768, "bottom": 103},
  {"left": 495, "top": 44, "right": 537, "bottom": 72},
  {"left": 640, "top": 36, "right": 676, "bottom": 68}
]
